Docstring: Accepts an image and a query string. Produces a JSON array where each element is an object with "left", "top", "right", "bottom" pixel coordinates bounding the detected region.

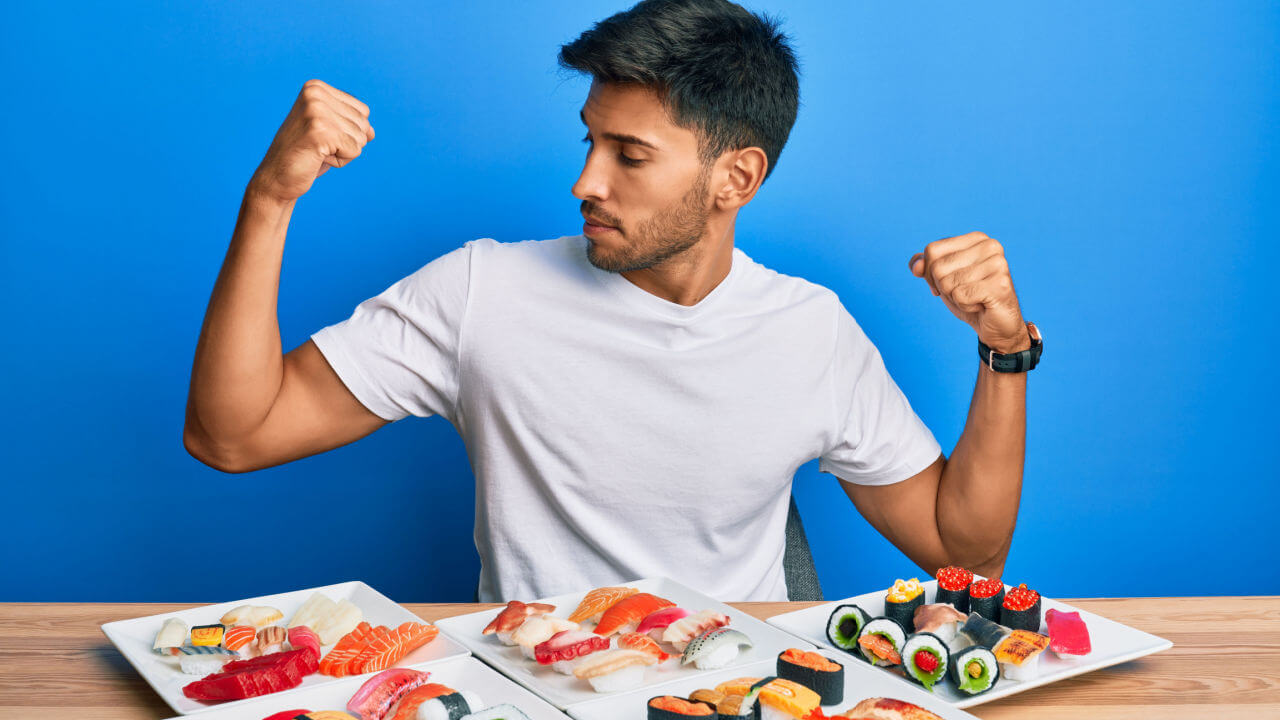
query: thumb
[{"left": 908, "top": 253, "right": 925, "bottom": 277}]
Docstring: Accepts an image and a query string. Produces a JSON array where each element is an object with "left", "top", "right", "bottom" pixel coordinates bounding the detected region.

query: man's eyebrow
[{"left": 579, "top": 109, "right": 660, "bottom": 151}]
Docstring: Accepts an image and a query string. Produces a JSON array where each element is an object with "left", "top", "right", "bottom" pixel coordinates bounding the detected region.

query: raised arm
[
  {"left": 841, "top": 231, "right": 1029, "bottom": 578},
  {"left": 184, "top": 80, "right": 385, "bottom": 473}
]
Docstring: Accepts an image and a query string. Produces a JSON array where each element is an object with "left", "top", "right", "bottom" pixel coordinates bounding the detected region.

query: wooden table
[{"left": 2, "top": 598, "right": 1276, "bottom": 719}]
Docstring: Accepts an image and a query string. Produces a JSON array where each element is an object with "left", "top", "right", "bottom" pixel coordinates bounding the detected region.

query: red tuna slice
[
  {"left": 1045, "top": 609, "right": 1092, "bottom": 655},
  {"left": 636, "top": 607, "right": 691, "bottom": 635},
  {"left": 534, "top": 630, "right": 610, "bottom": 665},
  {"left": 347, "top": 668, "right": 432, "bottom": 720},
  {"left": 288, "top": 626, "right": 322, "bottom": 660},
  {"left": 182, "top": 649, "right": 317, "bottom": 702}
]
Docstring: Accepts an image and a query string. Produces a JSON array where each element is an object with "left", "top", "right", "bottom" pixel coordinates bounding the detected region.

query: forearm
[
  {"left": 185, "top": 186, "right": 296, "bottom": 448},
  {"left": 936, "top": 365, "right": 1026, "bottom": 576}
]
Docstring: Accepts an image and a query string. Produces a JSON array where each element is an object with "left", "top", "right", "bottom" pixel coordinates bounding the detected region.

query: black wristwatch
[{"left": 978, "top": 322, "right": 1042, "bottom": 372}]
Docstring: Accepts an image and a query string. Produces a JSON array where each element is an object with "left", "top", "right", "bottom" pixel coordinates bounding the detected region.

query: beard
[{"left": 583, "top": 166, "right": 712, "bottom": 273}]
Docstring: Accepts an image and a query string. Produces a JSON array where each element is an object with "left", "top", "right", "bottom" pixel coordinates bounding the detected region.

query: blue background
[{"left": 3, "top": 1, "right": 1277, "bottom": 602}]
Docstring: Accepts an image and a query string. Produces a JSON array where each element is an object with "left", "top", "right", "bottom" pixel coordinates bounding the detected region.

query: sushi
[
  {"left": 534, "top": 630, "right": 610, "bottom": 674},
  {"left": 220, "top": 605, "right": 284, "bottom": 628},
  {"left": 949, "top": 645, "right": 999, "bottom": 696},
  {"left": 1000, "top": 584, "right": 1042, "bottom": 632},
  {"left": 775, "top": 648, "right": 843, "bottom": 705},
  {"left": 222, "top": 625, "right": 258, "bottom": 658},
  {"left": 1044, "top": 608, "right": 1092, "bottom": 656},
  {"left": 836, "top": 698, "right": 943, "bottom": 719},
  {"left": 968, "top": 577, "right": 1005, "bottom": 622},
  {"left": 648, "top": 695, "right": 717, "bottom": 718},
  {"left": 958, "top": 612, "right": 1010, "bottom": 649},
  {"left": 593, "top": 593, "right": 675, "bottom": 636},
  {"left": 824, "top": 604, "right": 870, "bottom": 653},
  {"left": 412, "top": 688, "right": 484, "bottom": 720},
  {"left": 190, "top": 624, "right": 226, "bottom": 647},
  {"left": 688, "top": 687, "right": 758, "bottom": 720},
  {"left": 884, "top": 579, "right": 925, "bottom": 632},
  {"left": 662, "top": 609, "right": 731, "bottom": 652},
  {"left": 153, "top": 617, "right": 188, "bottom": 655},
  {"left": 681, "top": 627, "right": 753, "bottom": 670},
  {"left": 567, "top": 586, "right": 639, "bottom": 624},
  {"left": 901, "top": 632, "right": 950, "bottom": 692},
  {"left": 289, "top": 592, "right": 338, "bottom": 629},
  {"left": 993, "top": 629, "right": 1050, "bottom": 681},
  {"left": 855, "top": 617, "right": 906, "bottom": 667},
  {"left": 345, "top": 668, "right": 433, "bottom": 720},
  {"left": 482, "top": 600, "right": 557, "bottom": 645},
  {"left": 934, "top": 566, "right": 974, "bottom": 613},
  {"left": 512, "top": 615, "right": 578, "bottom": 660},
  {"left": 458, "top": 705, "right": 532, "bottom": 720},
  {"left": 573, "top": 649, "right": 658, "bottom": 693},
  {"left": 618, "top": 631, "right": 673, "bottom": 662},
  {"left": 637, "top": 607, "right": 692, "bottom": 637},
  {"left": 179, "top": 652, "right": 230, "bottom": 676},
  {"left": 315, "top": 600, "right": 364, "bottom": 645},
  {"left": 747, "top": 677, "right": 820, "bottom": 720},
  {"left": 182, "top": 648, "right": 318, "bottom": 701},
  {"left": 912, "top": 604, "right": 966, "bottom": 646},
  {"left": 288, "top": 625, "right": 321, "bottom": 660},
  {"left": 257, "top": 625, "right": 287, "bottom": 655}
]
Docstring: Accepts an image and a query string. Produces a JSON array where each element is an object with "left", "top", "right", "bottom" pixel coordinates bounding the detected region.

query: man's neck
[{"left": 620, "top": 219, "right": 736, "bottom": 306}]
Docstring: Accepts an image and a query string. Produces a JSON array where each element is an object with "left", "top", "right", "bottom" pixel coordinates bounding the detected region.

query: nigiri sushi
[
  {"left": 534, "top": 630, "right": 610, "bottom": 674},
  {"left": 153, "top": 617, "right": 187, "bottom": 656},
  {"left": 396, "top": 685, "right": 483, "bottom": 720},
  {"left": 482, "top": 600, "right": 557, "bottom": 645},
  {"left": 1044, "top": 608, "right": 1092, "bottom": 657},
  {"left": 618, "top": 631, "right": 672, "bottom": 662},
  {"left": 993, "top": 629, "right": 1050, "bottom": 681},
  {"left": 681, "top": 627, "right": 752, "bottom": 670},
  {"left": 346, "top": 668, "right": 432, "bottom": 720},
  {"left": 256, "top": 625, "right": 287, "bottom": 655},
  {"left": 220, "top": 605, "right": 283, "bottom": 628},
  {"left": 511, "top": 615, "right": 578, "bottom": 659},
  {"left": 190, "top": 624, "right": 225, "bottom": 647},
  {"left": 222, "top": 625, "right": 258, "bottom": 658},
  {"left": 593, "top": 593, "right": 674, "bottom": 637},
  {"left": 636, "top": 607, "right": 691, "bottom": 637},
  {"left": 288, "top": 625, "right": 321, "bottom": 660},
  {"left": 661, "top": 609, "right": 730, "bottom": 651},
  {"left": 567, "top": 587, "right": 638, "bottom": 624},
  {"left": 573, "top": 649, "right": 658, "bottom": 693},
  {"left": 912, "top": 603, "right": 966, "bottom": 645}
]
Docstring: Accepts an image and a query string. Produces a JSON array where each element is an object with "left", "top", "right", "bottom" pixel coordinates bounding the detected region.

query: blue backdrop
[{"left": 3, "top": 1, "right": 1276, "bottom": 602}]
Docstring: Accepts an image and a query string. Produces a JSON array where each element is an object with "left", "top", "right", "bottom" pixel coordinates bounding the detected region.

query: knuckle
[{"left": 985, "top": 237, "right": 1003, "bottom": 254}]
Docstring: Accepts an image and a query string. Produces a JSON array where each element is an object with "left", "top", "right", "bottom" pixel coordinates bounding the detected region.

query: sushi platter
[
  {"left": 566, "top": 647, "right": 978, "bottom": 720},
  {"left": 434, "top": 576, "right": 817, "bottom": 710},
  {"left": 766, "top": 572, "right": 1173, "bottom": 709},
  {"left": 160, "top": 655, "right": 571, "bottom": 720},
  {"left": 102, "top": 581, "right": 471, "bottom": 715}
]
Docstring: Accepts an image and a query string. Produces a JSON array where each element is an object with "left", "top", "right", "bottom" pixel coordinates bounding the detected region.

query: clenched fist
[
  {"left": 910, "top": 231, "right": 1029, "bottom": 354},
  {"left": 248, "top": 79, "right": 375, "bottom": 204}
]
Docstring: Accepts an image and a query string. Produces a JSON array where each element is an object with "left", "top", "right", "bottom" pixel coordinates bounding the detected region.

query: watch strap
[{"left": 978, "top": 322, "right": 1042, "bottom": 372}]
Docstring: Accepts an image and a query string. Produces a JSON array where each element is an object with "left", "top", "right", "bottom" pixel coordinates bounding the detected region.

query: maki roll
[
  {"left": 1000, "top": 584, "right": 1042, "bottom": 632},
  {"left": 949, "top": 646, "right": 999, "bottom": 696},
  {"left": 855, "top": 617, "right": 906, "bottom": 667},
  {"left": 648, "top": 696, "right": 716, "bottom": 718},
  {"left": 775, "top": 648, "right": 843, "bottom": 705},
  {"left": 901, "top": 632, "right": 950, "bottom": 692},
  {"left": 825, "top": 604, "right": 870, "bottom": 653},
  {"left": 934, "top": 566, "right": 974, "bottom": 613},
  {"left": 958, "top": 612, "right": 1011, "bottom": 649},
  {"left": 884, "top": 579, "right": 925, "bottom": 632},
  {"left": 968, "top": 577, "right": 1005, "bottom": 622}
]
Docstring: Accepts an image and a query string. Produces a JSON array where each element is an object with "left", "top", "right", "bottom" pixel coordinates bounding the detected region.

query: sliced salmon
[
  {"left": 593, "top": 593, "right": 674, "bottom": 636},
  {"left": 858, "top": 632, "right": 902, "bottom": 665},
  {"left": 567, "top": 587, "right": 639, "bottom": 624},
  {"left": 319, "top": 621, "right": 374, "bottom": 676}
]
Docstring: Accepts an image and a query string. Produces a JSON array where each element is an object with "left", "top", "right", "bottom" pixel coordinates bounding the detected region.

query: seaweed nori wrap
[
  {"left": 776, "top": 648, "right": 844, "bottom": 705},
  {"left": 855, "top": 617, "right": 907, "bottom": 667},
  {"left": 934, "top": 566, "right": 974, "bottom": 613},
  {"left": 825, "top": 604, "right": 871, "bottom": 652},
  {"left": 949, "top": 645, "right": 999, "bottom": 696},
  {"left": 959, "top": 612, "right": 1011, "bottom": 649},
  {"left": 884, "top": 579, "right": 925, "bottom": 632},
  {"left": 968, "top": 577, "right": 1005, "bottom": 622},
  {"left": 901, "top": 632, "right": 950, "bottom": 692},
  {"left": 1000, "top": 584, "right": 1042, "bottom": 632},
  {"left": 647, "top": 696, "right": 717, "bottom": 719}
]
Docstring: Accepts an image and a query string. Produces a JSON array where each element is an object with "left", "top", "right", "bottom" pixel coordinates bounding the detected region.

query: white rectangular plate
[
  {"left": 434, "top": 576, "right": 816, "bottom": 710},
  {"left": 102, "top": 580, "right": 471, "bottom": 715},
  {"left": 766, "top": 580, "right": 1173, "bottom": 708},
  {"left": 161, "top": 655, "right": 570, "bottom": 720},
  {"left": 567, "top": 648, "right": 978, "bottom": 720}
]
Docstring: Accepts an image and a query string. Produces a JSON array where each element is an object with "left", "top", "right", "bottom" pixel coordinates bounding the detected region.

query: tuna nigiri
[
  {"left": 636, "top": 607, "right": 691, "bottom": 637},
  {"left": 567, "top": 587, "right": 638, "bottom": 624},
  {"left": 593, "top": 593, "right": 674, "bottom": 637}
]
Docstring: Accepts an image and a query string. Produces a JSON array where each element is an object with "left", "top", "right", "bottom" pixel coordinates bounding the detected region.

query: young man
[{"left": 185, "top": 0, "right": 1038, "bottom": 602}]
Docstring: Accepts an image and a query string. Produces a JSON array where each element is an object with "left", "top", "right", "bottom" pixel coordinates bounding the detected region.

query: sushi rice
[
  {"left": 855, "top": 617, "right": 906, "bottom": 667},
  {"left": 418, "top": 689, "right": 483, "bottom": 720}
]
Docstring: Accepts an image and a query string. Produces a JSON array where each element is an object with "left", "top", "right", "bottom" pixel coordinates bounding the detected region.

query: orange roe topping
[
  {"left": 649, "top": 696, "right": 714, "bottom": 715},
  {"left": 781, "top": 647, "right": 842, "bottom": 672}
]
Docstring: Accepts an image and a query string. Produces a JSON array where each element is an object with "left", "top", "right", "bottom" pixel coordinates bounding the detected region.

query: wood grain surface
[{"left": 1, "top": 597, "right": 1276, "bottom": 719}]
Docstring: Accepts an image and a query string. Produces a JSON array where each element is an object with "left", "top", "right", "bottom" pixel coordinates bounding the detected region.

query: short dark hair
[{"left": 559, "top": 0, "right": 800, "bottom": 181}]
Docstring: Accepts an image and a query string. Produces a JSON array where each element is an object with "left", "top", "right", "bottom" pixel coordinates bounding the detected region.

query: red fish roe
[
  {"left": 936, "top": 566, "right": 974, "bottom": 592},
  {"left": 969, "top": 577, "right": 1004, "bottom": 599},
  {"left": 914, "top": 649, "right": 939, "bottom": 673},
  {"left": 1003, "top": 584, "right": 1040, "bottom": 611}
]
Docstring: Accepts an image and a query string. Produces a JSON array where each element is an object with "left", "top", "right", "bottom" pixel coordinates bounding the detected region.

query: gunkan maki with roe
[
  {"left": 825, "top": 604, "right": 871, "bottom": 653},
  {"left": 968, "top": 577, "right": 1005, "bottom": 622},
  {"left": 1000, "top": 583, "right": 1042, "bottom": 632},
  {"left": 934, "top": 566, "right": 974, "bottom": 613},
  {"left": 884, "top": 578, "right": 925, "bottom": 632},
  {"left": 776, "top": 648, "right": 844, "bottom": 705},
  {"left": 647, "top": 695, "right": 716, "bottom": 718}
]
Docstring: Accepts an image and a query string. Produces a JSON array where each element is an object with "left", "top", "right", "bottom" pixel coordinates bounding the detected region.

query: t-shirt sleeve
[
  {"left": 309, "top": 242, "right": 473, "bottom": 423},
  {"left": 819, "top": 304, "right": 942, "bottom": 485}
]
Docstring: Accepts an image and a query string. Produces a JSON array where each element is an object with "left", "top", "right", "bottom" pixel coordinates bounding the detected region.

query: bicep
[
  {"left": 839, "top": 454, "right": 950, "bottom": 574},
  {"left": 236, "top": 340, "right": 388, "bottom": 469}
]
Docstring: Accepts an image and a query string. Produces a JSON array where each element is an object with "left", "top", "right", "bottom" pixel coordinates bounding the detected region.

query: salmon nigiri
[
  {"left": 567, "top": 587, "right": 639, "bottom": 624},
  {"left": 593, "top": 593, "right": 674, "bottom": 636}
]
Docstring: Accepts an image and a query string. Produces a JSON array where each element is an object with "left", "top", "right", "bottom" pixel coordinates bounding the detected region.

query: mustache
[{"left": 580, "top": 201, "right": 622, "bottom": 230}]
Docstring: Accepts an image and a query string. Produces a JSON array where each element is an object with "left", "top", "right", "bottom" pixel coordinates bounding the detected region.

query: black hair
[{"left": 559, "top": 0, "right": 799, "bottom": 181}]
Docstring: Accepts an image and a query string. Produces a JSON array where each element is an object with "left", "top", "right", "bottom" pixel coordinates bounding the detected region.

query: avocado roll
[
  {"left": 884, "top": 578, "right": 925, "bottom": 632},
  {"left": 825, "top": 603, "right": 871, "bottom": 653},
  {"left": 1000, "top": 584, "right": 1042, "bottom": 632},
  {"left": 855, "top": 617, "right": 906, "bottom": 667},
  {"left": 949, "top": 645, "right": 999, "bottom": 696},
  {"left": 968, "top": 577, "right": 1005, "bottom": 622},
  {"left": 901, "top": 632, "right": 950, "bottom": 692},
  {"left": 776, "top": 648, "right": 844, "bottom": 705},
  {"left": 934, "top": 566, "right": 974, "bottom": 613}
]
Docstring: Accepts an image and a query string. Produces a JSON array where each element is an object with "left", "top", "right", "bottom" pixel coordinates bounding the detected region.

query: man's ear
[{"left": 713, "top": 147, "right": 768, "bottom": 211}]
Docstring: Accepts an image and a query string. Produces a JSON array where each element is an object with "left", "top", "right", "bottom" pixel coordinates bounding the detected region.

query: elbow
[{"left": 183, "top": 422, "right": 257, "bottom": 474}]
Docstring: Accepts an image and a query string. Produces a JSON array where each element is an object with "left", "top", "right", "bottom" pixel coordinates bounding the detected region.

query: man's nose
[{"left": 571, "top": 152, "right": 610, "bottom": 202}]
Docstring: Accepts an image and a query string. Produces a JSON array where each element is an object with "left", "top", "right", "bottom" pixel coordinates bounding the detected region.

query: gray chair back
[{"left": 783, "top": 494, "right": 824, "bottom": 601}]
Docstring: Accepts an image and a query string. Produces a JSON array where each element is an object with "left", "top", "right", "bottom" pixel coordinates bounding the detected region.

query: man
[{"left": 185, "top": 0, "right": 1038, "bottom": 602}]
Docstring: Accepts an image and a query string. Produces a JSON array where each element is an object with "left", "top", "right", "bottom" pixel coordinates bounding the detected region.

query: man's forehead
[{"left": 580, "top": 81, "right": 692, "bottom": 150}]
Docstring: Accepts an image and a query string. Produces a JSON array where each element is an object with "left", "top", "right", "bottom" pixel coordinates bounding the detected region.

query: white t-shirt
[{"left": 312, "top": 235, "right": 940, "bottom": 602}]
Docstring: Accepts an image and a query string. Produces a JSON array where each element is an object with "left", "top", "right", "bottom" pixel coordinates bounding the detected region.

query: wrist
[{"left": 245, "top": 176, "right": 298, "bottom": 214}]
